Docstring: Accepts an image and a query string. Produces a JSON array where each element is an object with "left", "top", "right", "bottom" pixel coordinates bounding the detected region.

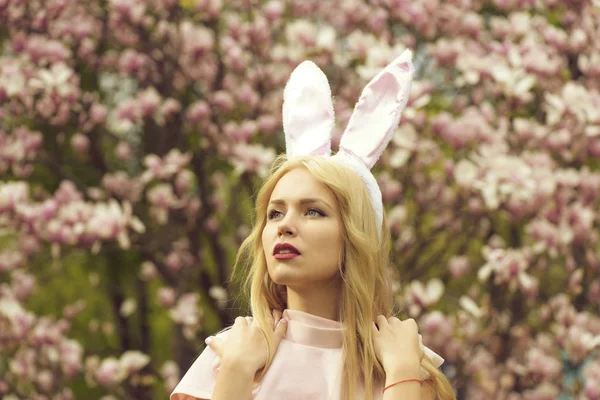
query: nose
[{"left": 277, "top": 213, "right": 297, "bottom": 237}]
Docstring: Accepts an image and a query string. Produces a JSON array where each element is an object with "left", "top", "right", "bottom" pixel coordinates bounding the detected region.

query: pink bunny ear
[
  {"left": 282, "top": 61, "right": 334, "bottom": 158},
  {"left": 338, "top": 49, "right": 414, "bottom": 169}
]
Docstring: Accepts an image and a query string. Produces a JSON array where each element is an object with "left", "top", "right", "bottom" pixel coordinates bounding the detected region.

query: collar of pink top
[
  {"left": 282, "top": 308, "right": 344, "bottom": 349},
  {"left": 281, "top": 308, "right": 446, "bottom": 369}
]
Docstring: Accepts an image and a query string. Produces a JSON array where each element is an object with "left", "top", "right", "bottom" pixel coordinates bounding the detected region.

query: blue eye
[
  {"left": 267, "top": 208, "right": 325, "bottom": 219},
  {"left": 268, "top": 209, "right": 282, "bottom": 220},
  {"left": 307, "top": 208, "right": 324, "bottom": 217}
]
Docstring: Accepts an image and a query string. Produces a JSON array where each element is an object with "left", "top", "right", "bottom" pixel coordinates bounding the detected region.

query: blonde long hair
[{"left": 230, "top": 153, "right": 455, "bottom": 400}]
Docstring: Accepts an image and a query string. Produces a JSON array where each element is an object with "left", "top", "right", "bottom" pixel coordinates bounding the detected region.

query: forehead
[{"left": 270, "top": 167, "right": 337, "bottom": 205}]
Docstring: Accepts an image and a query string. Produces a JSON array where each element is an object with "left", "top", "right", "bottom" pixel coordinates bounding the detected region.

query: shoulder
[{"left": 210, "top": 315, "right": 255, "bottom": 342}]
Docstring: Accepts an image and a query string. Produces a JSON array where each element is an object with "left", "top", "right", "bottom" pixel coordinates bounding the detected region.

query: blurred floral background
[{"left": 1, "top": 0, "right": 600, "bottom": 399}]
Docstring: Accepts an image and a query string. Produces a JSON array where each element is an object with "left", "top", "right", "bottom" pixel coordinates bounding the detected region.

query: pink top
[{"left": 171, "top": 309, "right": 444, "bottom": 400}]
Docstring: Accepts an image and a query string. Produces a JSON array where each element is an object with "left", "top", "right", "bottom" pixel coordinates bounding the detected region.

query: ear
[
  {"left": 338, "top": 49, "right": 414, "bottom": 169},
  {"left": 282, "top": 60, "right": 334, "bottom": 158}
]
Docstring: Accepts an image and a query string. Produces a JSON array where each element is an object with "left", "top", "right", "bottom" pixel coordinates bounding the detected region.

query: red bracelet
[{"left": 382, "top": 378, "right": 423, "bottom": 393}]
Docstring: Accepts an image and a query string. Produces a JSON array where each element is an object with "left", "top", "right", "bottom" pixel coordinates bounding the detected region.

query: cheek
[
  {"left": 261, "top": 225, "right": 275, "bottom": 250},
  {"left": 313, "top": 225, "right": 343, "bottom": 255}
]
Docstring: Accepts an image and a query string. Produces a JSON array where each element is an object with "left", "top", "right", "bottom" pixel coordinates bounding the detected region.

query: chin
[{"left": 268, "top": 267, "right": 306, "bottom": 287}]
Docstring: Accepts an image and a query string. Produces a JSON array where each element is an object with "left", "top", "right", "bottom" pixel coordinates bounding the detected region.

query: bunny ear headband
[{"left": 282, "top": 49, "right": 414, "bottom": 237}]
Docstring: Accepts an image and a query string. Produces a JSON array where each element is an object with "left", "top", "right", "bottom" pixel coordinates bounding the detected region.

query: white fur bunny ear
[
  {"left": 282, "top": 61, "right": 334, "bottom": 158},
  {"left": 337, "top": 49, "right": 414, "bottom": 169}
]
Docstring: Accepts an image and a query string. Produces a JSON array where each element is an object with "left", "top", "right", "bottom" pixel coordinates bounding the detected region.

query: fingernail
[
  {"left": 280, "top": 318, "right": 288, "bottom": 324},
  {"left": 205, "top": 337, "right": 213, "bottom": 345}
]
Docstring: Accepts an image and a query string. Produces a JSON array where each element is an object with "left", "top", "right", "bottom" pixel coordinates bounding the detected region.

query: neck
[{"left": 285, "top": 278, "right": 342, "bottom": 321}]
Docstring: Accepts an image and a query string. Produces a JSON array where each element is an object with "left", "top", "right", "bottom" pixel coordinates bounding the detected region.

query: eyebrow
[{"left": 269, "top": 198, "right": 333, "bottom": 211}]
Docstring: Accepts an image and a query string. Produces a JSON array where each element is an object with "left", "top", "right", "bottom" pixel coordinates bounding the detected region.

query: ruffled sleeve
[{"left": 170, "top": 330, "right": 231, "bottom": 400}]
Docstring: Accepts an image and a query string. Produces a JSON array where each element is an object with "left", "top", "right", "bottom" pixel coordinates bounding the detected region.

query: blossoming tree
[{"left": 1, "top": 0, "right": 600, "bottom": 398}]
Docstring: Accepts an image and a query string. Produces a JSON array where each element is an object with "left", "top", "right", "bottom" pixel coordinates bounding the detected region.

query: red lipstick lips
[{"left": 273, "top": 243, "right": 301, "bottom": 260}]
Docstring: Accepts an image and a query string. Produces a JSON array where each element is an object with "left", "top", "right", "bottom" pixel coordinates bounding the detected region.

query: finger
[
  {"left": 234, "top": 316, "right": 247, "bottom": 325},
  {"left": 272, "top": 309, "right": 282, "bottom": 328},
  {"left": 403, "top": 318, "right": 419, "bottom": 332},
  {"left": 274, "top": 316, "right": 288, "bottom": 341},
  {"left": 371, "top": 321, "right": 379, "bottom": 336},
  {"left": 376, "top": 315, "right": 388, "bottom": 328},
  {"left": 205, "top": 335, "right": 222, "bottom": 356},
  {"left": 267, "top": 310, "right": 278, "bottom": 328},
  {"left": 417, "top": 334, "right": 425, "bottom": 360},
  {"left": 211, "top": 354, "right": 221, "bottom": 370},
  {"left": 245, "top": 316, "right": 253, "bottom": 325},
  {"left": 388, "top": 316, "right": 400, "bottom": 324}
]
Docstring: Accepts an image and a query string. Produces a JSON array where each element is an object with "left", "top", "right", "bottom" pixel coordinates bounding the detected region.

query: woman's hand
[
  {"left": 205, "top": 309, "right": 288, "bottom": 376},
  {"left": 371, "top": 315, "right": 424, "bottom": 376}
]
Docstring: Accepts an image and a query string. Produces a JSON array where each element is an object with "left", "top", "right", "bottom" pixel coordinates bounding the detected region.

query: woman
[{"left": 171, "top": 49, "right": 456, "bottom": 400}]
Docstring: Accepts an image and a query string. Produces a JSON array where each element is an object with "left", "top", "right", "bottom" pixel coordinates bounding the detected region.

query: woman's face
[{"left": 262, "top": 167, "right": 344, "bottom": 290}]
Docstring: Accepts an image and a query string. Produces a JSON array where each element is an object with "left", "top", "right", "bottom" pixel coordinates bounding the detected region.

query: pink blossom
[
  {"left": 160, "top": 361, "right": 180, "bottom": 393},
  {"left": 180, "top": 21, "right": 215, "bottom": 58},
  {"left": 29, "top": 62, "right": 78, "bottom": 98},
  {"left": 420, "top": 311, "right": 451, "bottom": 336},
  {"left": 563, "top": 325, "right": 599, "bottom": 363},
  {"left": 569, "top": 28, "right": 588, "bottom": 53},
  {"left": 209, "top": 286, "right": 228, "bottom": 310},
  {"left": 522, "top": 382, "right": 560, "bottom": 400},
  {"left": 460, "top": 12, "right": 483, "bottom": 37},
  {"left": 53, "top": 181, "right": 82, "bottom": 205},
  {"left": 139, "top": 261, "right": 158, "bottom": 281},
  {"left": 257, "top": 115, "right": 278, "bottom": 134},
  {"left": 24, "top": 35, "right": 71, "bottom": 64},
  {"left": 147, "top": 184, "right": 177, "bottom": 209},
  {"left": 110, "top": 0, "right": 146, "bottom": 24},
  {"left": 583, "top": 362, "right": 600, "bottom": 399},
  {"left": 11, "top": 270, "right": 36, "bottom": 300},
  {"left": 89, "top": 103, "right": 108, "bottom": 124},
  {"left": 137, "top": 87, "right": 161, "bottom": 118},
  {"left": 115, "top": 98, "right": 141, "bottom": 126},
  {"left": 157, "top": 287, "right": 176, "bottom": 307},
  {"left": 230, "top": 143, "right": 276, "bottom": 177},
  {"left": 70, "top": 133, "right": 90, "bottom": 153},
  {"left": 117, "top": 49, "right": 150, "bottom": 78},
  {"left": 169, "top": 293, "right": 203, "bottom": 339},
  {"left": 211, "top": 90, "right": 235, "bottom": 112},
  {"left": 285, "top": 20, "right": 317, "bottom": 47},
  {"left": 236, "top": 84, "right": 259, "bottom": 108},
  {"left": 0, "top": 181, "right": 29, "bottom": 213},
  {"left": 404, "top": 279, "right": 444, "bottom": 316},
  {"left": 523, "top": 347, "right": 561, "bottom": 380},
  {"left": 192, "top": 0, "right": 223, "bottom": 17},
  {"left": 478, "top": 247, "right": 536, "bottom": 292},
  {"left": 263, "top": 1, "right": 284, "bottom": 22},
  {"left": 0, "top": 250, "right": 25, "bottom": 273},
  {"left": 387, "top": 205, "right": 408, "bottom": 235},
  {"left": 205, "top": 215, "right": 219, "bottom": 233},
  {"left": 159, "top": 98, "right": 181, "bottom": 120},
  {"left": 0, "top": 58, "right": 27, "bottom": 97},
  {"left": 119, "top": 350, "right": 150, "bottom": 375},
  {"left": 37, "top": 369, "right": 54, "bottom": 392},
  {"left": 378, "top": 172, "right": 402, "bottom": 203},
  {"left": 165, "top": 251, "right": 184, "bottom": 272},
  {"left": 115, "top": 141, "right": 133, "bottom": 161},
  {"left": 63, "top": 300, "right": 87, "bottom": 320},
  {"left": 175, "top": 170, "right": 194, "bottom": 195},
  {"left": 448, "top": 256, "right": 470, "bottom": 278},
  {"left": 95, "top": 357, "right": 124, "bottom": 387},
  {"left": 186, "top": 101, "right": 211, "bottom": 122}
]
